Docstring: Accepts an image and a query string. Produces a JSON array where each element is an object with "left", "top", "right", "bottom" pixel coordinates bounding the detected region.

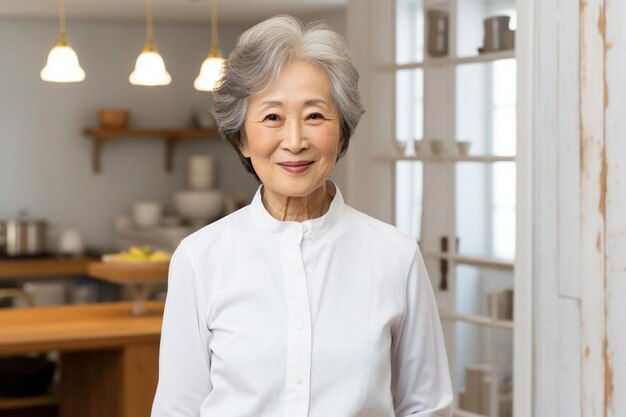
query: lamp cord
[
  {"left": 146, "top": 0, "right": 154, "bottom": 43},
  {"left": 59, "top": 0, "right": 66, "bottom": 36},
  {"left": 211, "top": 0, "right": 218, "bottom": 50}
]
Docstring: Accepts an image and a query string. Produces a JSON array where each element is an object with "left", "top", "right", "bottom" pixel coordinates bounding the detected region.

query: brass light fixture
[
  {"left": 129, "top": 0, "right": 172, "bottom": 86},
  {"left": 194, "top": 0, "right": 225, "bottom": 91},
  {"left": 40, "top": 0, "right": 85, "bottom": 83}
]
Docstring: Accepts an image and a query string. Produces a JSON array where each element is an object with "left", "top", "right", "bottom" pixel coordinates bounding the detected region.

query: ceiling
[{"left": 0, "top": 0, "right": 346, "bottom": 24}]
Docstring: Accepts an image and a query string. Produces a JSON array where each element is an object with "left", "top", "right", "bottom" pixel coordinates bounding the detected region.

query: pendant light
[
  {"left": 40, "top": 0, "right": 85, "bottom": 83},
  {"left": 129, "top": 0, "right": 171, "bottom": 86},
  {"left": 194, "top": 0, "right": 225, "bottom": 91}
]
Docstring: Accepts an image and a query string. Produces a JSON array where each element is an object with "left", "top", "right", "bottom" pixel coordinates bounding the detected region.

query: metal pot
[{"left": 5, "top": 213, "right": 48, "bottom": 256}]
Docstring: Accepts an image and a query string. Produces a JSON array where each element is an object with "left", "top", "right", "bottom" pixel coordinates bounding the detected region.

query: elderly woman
[{"left": 152, "top": 15, "right": 452, "bottom": 417}]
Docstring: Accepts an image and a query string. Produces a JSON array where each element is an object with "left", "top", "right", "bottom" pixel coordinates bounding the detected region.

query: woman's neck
[{"left": 262, "top": 181, "right": 335, "bottom": 222}]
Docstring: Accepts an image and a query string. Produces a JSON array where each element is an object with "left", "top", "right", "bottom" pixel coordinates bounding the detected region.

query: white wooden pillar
[{"left": 580, "top": 0, "right": 625, "bottom": 416}]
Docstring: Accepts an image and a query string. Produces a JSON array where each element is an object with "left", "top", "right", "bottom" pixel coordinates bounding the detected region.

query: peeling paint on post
[
  {"left": 579, "top": 0, "right": 626, "bottom": 414},
  {"left": 580, "top": 0, "right": 611, "bottom": 416},
  {"left": 601, "top": 0, "right": 626, "bottom": 414}
]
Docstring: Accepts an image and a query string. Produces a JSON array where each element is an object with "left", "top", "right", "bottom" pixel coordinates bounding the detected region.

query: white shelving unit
[
  {"left": 380, "top": 49, "right": 515, "bottom": 71},
  {"left": 375, "top": 155, "right": 515, "bottom": 163},
  {"left": 424, "top": 252, "right": 514, "bottom": 271},
  {"left": 389, "top": 0, "right": 517, "bottom": 416},
  {"left": 440, "top": 311, "right": 514, "bottom": 330}
]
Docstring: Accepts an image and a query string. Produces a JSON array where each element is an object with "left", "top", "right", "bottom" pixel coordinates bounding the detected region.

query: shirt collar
[{"left": 250, "top": 179, "right": 345, "bottom": 244}]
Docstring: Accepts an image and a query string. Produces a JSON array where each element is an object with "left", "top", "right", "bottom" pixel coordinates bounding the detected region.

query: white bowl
[{"left": 173, "top": 190, "right": 225, "bottom": 221}]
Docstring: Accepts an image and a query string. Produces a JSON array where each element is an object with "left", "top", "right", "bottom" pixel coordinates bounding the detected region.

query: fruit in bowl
[
  {"left": 173, "top": 189, "right": 224, "bottom": 222},
  {"left": 103, "top": 246, "right": 171, "bottom": 263}
]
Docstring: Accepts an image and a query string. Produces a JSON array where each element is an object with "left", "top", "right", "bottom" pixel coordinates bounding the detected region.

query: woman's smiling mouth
[{"left": 278, "top": 161, "right": 314, "bottom": 173}]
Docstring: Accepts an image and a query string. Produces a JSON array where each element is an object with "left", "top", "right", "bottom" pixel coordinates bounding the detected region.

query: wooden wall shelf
[{"left": 84, "top": 128, "right": 221, "bottom": 174}]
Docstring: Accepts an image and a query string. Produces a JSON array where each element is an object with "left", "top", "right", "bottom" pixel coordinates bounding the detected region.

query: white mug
[
  {"left": 132, "top": 201, "right": 162, "bottom": 229},
  {"left": 58, "top": 228, "right": 84, "bottom": 255}
]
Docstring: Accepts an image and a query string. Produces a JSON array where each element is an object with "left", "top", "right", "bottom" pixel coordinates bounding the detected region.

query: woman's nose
[{"left": 282, "top": 120, "right": 309, "bottom": 152}]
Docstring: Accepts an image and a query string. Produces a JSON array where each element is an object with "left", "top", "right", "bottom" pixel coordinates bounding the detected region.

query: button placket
[{"left": 280, "top": 241, "right": 312, "bottom": 417}]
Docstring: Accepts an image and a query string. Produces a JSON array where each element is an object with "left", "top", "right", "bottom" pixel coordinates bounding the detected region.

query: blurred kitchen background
[{"left": 1, "top": 1, "right": 623, "bottom": 417}]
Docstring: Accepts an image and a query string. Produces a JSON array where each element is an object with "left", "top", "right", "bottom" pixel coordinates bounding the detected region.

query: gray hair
[{"left": 213, "top": 15, "right": 365, "bottom": 182}]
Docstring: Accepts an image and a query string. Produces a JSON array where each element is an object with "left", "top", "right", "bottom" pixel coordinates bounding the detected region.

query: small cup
[
  {"left": 57, "top": 229, "right": 84, "bottom": 256},
  {"left": 414, "top": 140, "right": 423, "bottom": 155},
  {"left": 188, "top": 155, "right": 215, "bottom": 190},
  {"left": 430, "top": 140, "right": 446, "bottom": 156},
  {"left": 457, "top": 141, "right": 471, "bottom": 156},
  {"left": 393, "top": 139, "right": 407, "bottom": 155},
  {"left": 132, "top": 201, "right": 162, "bottom": 229}
]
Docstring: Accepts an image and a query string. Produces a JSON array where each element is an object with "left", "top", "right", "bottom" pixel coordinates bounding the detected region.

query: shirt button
[
  {"left": 297, "top": 323, "right": 305, "bottom": 331},
  {"left": 302, "top": 224, "right": 310, "bottom": 233},
  {"left": 294, "top": 376, "right": 303, "bottom": 385}
]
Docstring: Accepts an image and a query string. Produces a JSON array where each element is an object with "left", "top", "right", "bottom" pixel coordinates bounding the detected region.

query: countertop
[{"left": 0, "top": 301, "right": 164, "bottom": 355}]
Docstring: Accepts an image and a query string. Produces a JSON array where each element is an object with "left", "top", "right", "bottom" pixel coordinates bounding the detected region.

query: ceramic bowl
[
  {"left": 457, "top": 141, "right": 471, "bottom": 156},
  {"left": 430, "top": 139, "right": 446, "bottom": 156},
  {"left": 98, "top": 109, "right": 130, "bottom": 129},
  {"left": 173, "top": 190, "right": 224, "bottom": 222}
]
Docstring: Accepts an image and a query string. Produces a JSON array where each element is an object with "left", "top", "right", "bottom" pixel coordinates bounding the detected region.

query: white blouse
[{"left": 151, "top": 180, "right": 452, "bottom": 417}]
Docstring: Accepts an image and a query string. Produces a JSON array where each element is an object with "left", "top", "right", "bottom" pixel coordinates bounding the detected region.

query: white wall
[{"left": 0, "top": 9, "right": 346, "bottom": 252}]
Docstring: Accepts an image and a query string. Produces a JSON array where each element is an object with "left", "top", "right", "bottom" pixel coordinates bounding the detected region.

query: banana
[{"left": 109, "top": 246, "right": 171, "bottom": 262}]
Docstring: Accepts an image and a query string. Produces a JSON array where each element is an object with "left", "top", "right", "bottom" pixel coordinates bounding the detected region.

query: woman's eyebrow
[
  {"left": 259, "top": 98, "right": 328, "bottom": 110},
  {"left": 304, "top": 99, "right": 328, "bottom": 108},
  {"left": 260, "top": 100, "right": 282, "bottom": 110}
]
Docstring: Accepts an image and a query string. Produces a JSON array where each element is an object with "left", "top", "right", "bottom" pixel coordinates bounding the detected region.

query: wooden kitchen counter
[
  {"left": 0, "top": 256, "right": 94, "bottom": 281},
  {"left": 0, "top": 301, "right": 164, "bottom": 417},
  {"left": 0, "top": 301, "right": 163, "bottom": 355}
]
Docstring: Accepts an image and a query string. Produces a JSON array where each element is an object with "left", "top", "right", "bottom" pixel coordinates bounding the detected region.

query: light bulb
[
  {"left": 41, "top": 42, "right": 85, "bottom": 83},
  {"left": 194, "top": 55, "right": 225, "bottom": 91},
  {"left": 129, "top": 44, "right": 172, "bottom": 86}
]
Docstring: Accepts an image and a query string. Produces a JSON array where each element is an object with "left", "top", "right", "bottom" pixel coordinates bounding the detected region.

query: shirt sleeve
[
  {"left": 391, "top": 245, "right": 453, "bottom": 417},
  {"left": 151, "top": 242, "right": 213, "bottom": 417}
]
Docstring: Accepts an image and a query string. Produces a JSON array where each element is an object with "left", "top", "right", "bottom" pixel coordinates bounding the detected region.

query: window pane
[
  {"left": 456, "top": 62, "right": 490, "bottom": 154},
  {"left": 492, "top": 162, "right": 516, "bottom": 207},
  {"left": 396, "top": 69, "right": 424, "bottom": 152},
  {"left": 453, "top": 264, "right": 514, "bottom": 415},
  {"left": 456, "top": 162, "right": 489, "bottom": 257},
  {"left": 396, "top": 0, "right": 424, "bottom": 64},
  {"left": 395, "top": 161, "right": 423, "bottom": 241},
  {"left": 493, "top": 59, "right": 516, "bottom": 106},
  {"left": 493, "top": 207, "right": 516, "bottom": 259}
]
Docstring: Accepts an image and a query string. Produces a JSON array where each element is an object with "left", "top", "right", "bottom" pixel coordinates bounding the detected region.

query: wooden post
[{"left": 579, "top": 0, "right": 624, "bottom": 416}]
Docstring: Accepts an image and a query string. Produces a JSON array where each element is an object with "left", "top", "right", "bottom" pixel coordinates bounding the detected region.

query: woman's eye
[
  {"left": 307, "top": 113, "right": 324, "bottom": 120},
  {"left": 263, "top": 114, "right": 280, "bottom": 122}
]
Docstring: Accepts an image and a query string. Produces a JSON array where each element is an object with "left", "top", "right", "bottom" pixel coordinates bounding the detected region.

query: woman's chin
[{"left": 263, "top": 178, "right": 327, "bottom": 200}]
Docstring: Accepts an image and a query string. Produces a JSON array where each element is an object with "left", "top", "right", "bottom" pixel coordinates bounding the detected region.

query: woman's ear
[{"left": 240, "top": 142, "right": 250, "bottom": 158}]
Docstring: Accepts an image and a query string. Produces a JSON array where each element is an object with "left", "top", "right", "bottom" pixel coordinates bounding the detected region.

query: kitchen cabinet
[
  {"left": 83, "top": 127, "right": 221, "bottom": 173},
  {"left": 0, "top": 301, "right": 163, "bottom": 417}
]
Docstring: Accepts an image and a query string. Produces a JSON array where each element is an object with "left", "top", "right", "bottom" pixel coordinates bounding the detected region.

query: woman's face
[{"left": 243, "top": 60, "right": 341, "bottom": 198}]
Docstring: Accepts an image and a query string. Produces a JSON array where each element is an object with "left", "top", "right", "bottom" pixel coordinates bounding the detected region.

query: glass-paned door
[{"left": 394, "top": 0, "right": 517, "bottom": 416}]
